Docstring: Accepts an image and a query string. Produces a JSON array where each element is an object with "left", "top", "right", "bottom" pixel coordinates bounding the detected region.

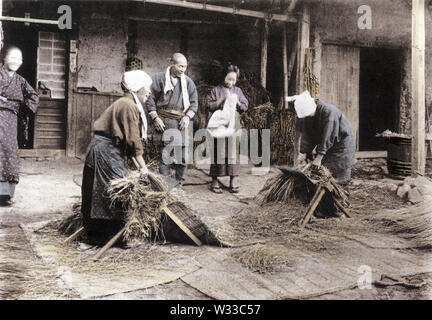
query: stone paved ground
[{"left": 0, "top": 157, "right": 431, "bottom": 299}]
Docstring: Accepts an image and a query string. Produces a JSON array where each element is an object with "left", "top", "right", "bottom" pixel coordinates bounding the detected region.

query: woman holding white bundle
[{"left": 206, "top": 64, "right": 248, "bottom": 193}]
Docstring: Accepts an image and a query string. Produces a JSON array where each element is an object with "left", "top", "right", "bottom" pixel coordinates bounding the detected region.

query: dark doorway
[{"left": 359, "top": 47, "right": 401, "bottom": 151}]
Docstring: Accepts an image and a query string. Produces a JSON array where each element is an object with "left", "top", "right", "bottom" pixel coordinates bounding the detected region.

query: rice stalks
[
  {"left": 228, "top": 244, "right": 291, "bottom": 274},
  {"left": 107, "top": 171, "right": 170, "bottom": 243},
  {"left": 370, "top": 205, "right": 432, "bottom": 249}
]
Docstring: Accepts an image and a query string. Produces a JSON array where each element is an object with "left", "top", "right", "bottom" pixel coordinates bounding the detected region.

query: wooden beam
[
  {"left": 411, "top": 0, "right": 426, "bottom": 175},
  {"left": 0, "top": 16, "right": 58, "bottom": 25},
  {"left": 139, "top": 0, "right": 297, "bottom": 23},
  {"left": 129, "top": 16, "right": 233, "bottom": 25},
  {"left": 260, "top": 20, "right": 269, "bottom": 88}
]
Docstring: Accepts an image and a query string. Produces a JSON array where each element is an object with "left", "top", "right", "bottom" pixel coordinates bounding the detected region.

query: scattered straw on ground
[
  {"left": 227, "top": 244, "right": 293, "bottom": 274},
  {"left": 367, "top": 204, "right": 432, "bottom": 249}
]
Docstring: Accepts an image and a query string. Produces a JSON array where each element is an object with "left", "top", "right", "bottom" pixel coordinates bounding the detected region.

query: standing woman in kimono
[
  {"left": 81, "top": 70, "right": 151, "bottom": 244},
  {"left": 0, "top": 46, "right": 38, "bottom": 206},
  {"left": 207, "top": 64, "right": 248, "bottom": 193}
]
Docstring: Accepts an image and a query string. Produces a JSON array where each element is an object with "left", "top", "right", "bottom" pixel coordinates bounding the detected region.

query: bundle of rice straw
[
  {"left": 57, "top": 202, "right": 82, "bottom": 236},
  {"left": 256, "top": 164, "right": 349, "bottom": 216},
  {"left": 107, "top": 171, "right": 169, "bottom": 243},
  {"left": 108, "top": 171, "right": 221, "bottom": 245},
  {"left": 256, "top": 164, "right": 311, "bottom": 206},
  {"left": 241, "top": 101, "right": 274, "bottom": 131},
  {"left": 194, "top": 83, "right": 213, "bottom": 131}
]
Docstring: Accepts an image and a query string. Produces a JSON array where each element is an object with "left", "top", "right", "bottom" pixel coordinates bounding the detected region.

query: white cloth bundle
[{"left": 207, "top": 92, "right": 238, "bottom": 138}]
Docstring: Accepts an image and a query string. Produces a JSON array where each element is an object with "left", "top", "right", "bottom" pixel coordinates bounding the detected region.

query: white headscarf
[
  {"left": 121, "top": 70, "right": 152, "bottom": 140},
  {"left": 285, "top": 90, "right": 317, "bottom": 118},
  {"left": 122, "top": 70, "right": 152, "bottom": 92}
]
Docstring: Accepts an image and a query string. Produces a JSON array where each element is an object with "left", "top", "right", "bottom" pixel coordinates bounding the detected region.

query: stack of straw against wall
[{"left": 270, "top": 100, "right": 296, "bottom": 165}]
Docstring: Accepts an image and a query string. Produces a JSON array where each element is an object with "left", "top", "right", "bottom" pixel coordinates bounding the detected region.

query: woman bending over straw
[{"left": 81, "top": 70, "right": 151, "bottom": 244}]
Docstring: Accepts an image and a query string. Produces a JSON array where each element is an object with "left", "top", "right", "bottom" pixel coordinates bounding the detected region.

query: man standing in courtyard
[{"left": 147, "top": 53, "right": 198, "bottom": 188}]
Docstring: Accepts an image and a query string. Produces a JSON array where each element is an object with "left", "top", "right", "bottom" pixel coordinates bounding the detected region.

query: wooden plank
[
  {"left": 299, "top": 187, "right": 326, "bottom": 228},
  {"left": 161, "top": 206, "right": 202, "bottom": 246},
  {"left": 411, "top": 0, "right": 426, "bottom": 175},
  {"left": 355, "top": 151, "right": 387, "bottom": 159},
  {"left": 93, "top": 95, "right": 111, "bottom": 122},
  {"left": 320, "top": 44, "right": 360, "bottom": 150},
  {"left": 19, "top": 149, "right": 65, "bottom": 158},
  {"left": 74, "top": 93, "right": 93, "bottom": 157},
  {"left": 92, "top": 227, "right": 126, "bottom": 261},
  {"left": 73, "top": 90, "right": 123, "bottom": 97},
  {"left": 260, "top": 20, "right": 269, "bottom": 88}
]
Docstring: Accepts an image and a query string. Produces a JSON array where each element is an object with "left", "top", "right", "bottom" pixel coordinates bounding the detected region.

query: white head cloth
[
  {"left": 285, "top": 90, "right": 317, "bottom": 118},
  {"left": 122, "top": 70, "right": 152, "bottom": 92},
  {"left": 121, "top": 70, "right": 152, "bottom": 140}
]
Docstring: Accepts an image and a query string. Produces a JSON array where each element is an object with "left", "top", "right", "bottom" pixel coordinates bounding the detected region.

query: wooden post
[
  {"left": 0, "top": 0, "right": 3, "bottom": 51},
  {"left": 293, "top": 4, "right": 310, "bottom": 167},
  {"left": 260, "top": 20, "right": 269, "bottom": 88},
  {"left": 296, "top": 4, "right": 310, "bottom": 94},
  {"left": 66, "top": 8, "right": 79, "bottom": 158},
  {"left": 412, "top": 0, "right": 426, "bottom": 175},
  {"left": 282, "top": 23, "right": 288, "bottom": 108}
]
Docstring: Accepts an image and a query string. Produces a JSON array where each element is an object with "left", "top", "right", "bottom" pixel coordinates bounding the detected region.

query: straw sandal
[
  {"left": 0, "top": 199, "right": 13, "bottom": 207},
  {"left": 229, "top": 186, "right": 239, "bottom": 193},
  {"left": 210, "top": 185, "right": 223, "bottom": 194}
]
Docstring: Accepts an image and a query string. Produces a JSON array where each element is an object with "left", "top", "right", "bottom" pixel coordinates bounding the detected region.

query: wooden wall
[
  {"left": 320, "top": 44, "right": 360, "bottom": 150},
  {"left": 69, "top": 91, "right": 122, "bottom": 158}
]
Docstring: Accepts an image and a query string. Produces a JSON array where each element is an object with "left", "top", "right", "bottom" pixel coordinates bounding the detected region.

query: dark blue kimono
[
  {"left": 300, "top": 101, "right": 356, "bottom": 175},
  {"left": 146, "top": 70, "right": 198, "bottom": 183}
]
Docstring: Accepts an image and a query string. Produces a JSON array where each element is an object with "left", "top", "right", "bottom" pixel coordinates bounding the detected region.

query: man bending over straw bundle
[
  {"left": 286, "top": 91, "right": 356, "bottom": 185},
  {"left": 81, "top": 70, "right": 152, "bottom": 244}
]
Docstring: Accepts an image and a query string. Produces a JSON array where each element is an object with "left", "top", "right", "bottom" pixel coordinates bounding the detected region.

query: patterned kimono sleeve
[
  {"left": 21, "top": 79, "right": 39, "bottom": 113},
  {"left": 206, "top": 87, "right": 221, "bottom": 111}
]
